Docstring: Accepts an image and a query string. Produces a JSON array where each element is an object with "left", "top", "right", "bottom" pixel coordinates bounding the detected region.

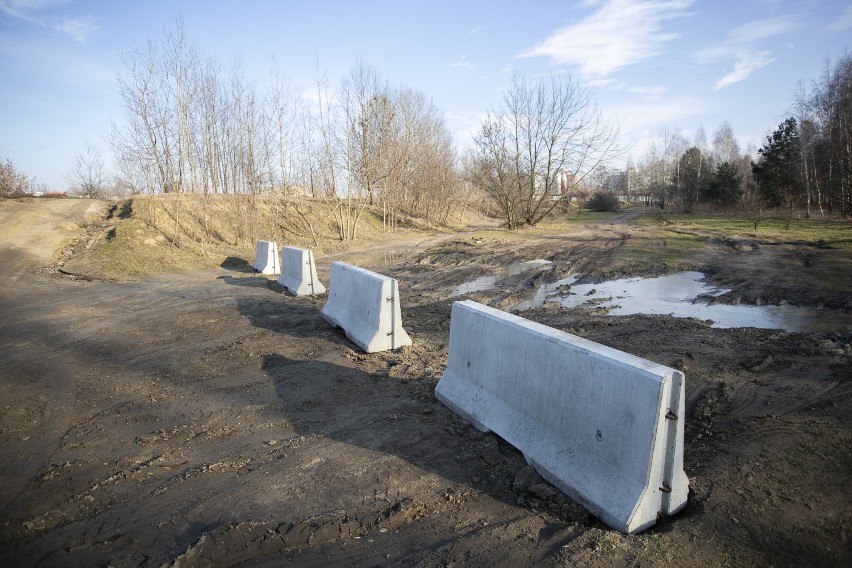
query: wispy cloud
[
  {"left": 696, "top": 16, "right": 797, "bottom": 90},
  {"left": 585, "top": 78, "right": 619, "bottom": 89},
  {"left": 610, "top": 97, "right": 704, "bottom": 138},
  {"left": 467, "top": 25, "right": 489, "bottom": 36},
  {"left": 0, "top": 0, "right": 97, "bottom": 42},
  {"left": 449, "top": 55, "right": 476, "bottom": 70},
  {"left": 629, "top": 85, "right": 668, "bottom": 96},
  {"left": 713, "top": 50, "right": 774, "bottom": 90},
  {"left": 607, "top": 97, "right": 705, "bottom": 159},
  {"left": 445, "top": 111, "right": 487, "bottom": 148},
  {"left": 516, "top": 0, "right": 695, "bottom": 78},
  {"left": 827, "top": 5, "right": 852, "bottom": 31},
  {"left": 0, "top": 36, "right": 112, "bottom": 89},
  {"left": 298, "top": 86, "right": 324, "bottom": 115}
]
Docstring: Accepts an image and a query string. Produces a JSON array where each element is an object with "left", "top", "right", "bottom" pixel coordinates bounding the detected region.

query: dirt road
[{"left": 0, "top": 198, "right": 849, "bottom": 566}]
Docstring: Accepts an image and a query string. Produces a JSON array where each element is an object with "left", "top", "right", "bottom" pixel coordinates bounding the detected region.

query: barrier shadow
[
  {"left": 235, "top": 295, "right": 352, "bottom": 347},
  {"left": 238, "top": 293, "right": 527, "bottom": 503},
  {"left": 217, "top": 275, "right": 273, "bottom": 288},
  {"left": 219, "top": 256, "right": 254, "bottom": 273},
  {"left": 261, "top": 352, "right": 516, "bottom": 499}
]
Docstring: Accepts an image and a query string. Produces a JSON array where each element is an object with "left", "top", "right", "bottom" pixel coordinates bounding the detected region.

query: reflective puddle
[
  {"left": 343, "top": 250, "right": 405, "bottom": 267},
  {"left": 516, "top": 271, "right": 852, "bottom": 333},
  {"left": 450, "top": 260, "right": 553, "bottom": 297}
]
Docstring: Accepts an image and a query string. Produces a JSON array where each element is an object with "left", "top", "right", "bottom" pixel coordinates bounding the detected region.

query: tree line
[
  {"left": 7, "top": 19, "right": 849, "bottom": 237},
  {"left": 625, "top": 53, "right": 851, "bottom": 220},
  {"left": 109, "top": 20, "right": 462, "bottom": 245},
  {"left": 108, "top": 20, "right": 626, "bottom": 239}
]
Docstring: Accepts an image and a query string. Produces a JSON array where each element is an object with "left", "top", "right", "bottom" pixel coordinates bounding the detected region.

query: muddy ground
[{"left": 0, "top": 198, "right": 849, "bottom": 567}]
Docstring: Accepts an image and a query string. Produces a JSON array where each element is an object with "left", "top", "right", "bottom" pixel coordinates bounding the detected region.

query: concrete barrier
[
  {"left": 252, "top": 240, "right": 280, "bottom": 275},
  {"left": 321, "top": 262, "right": 412, "bottom": 353},
  {"left": 277, "top": 246, "right": 326, "bottom": 296},
  {"left": 435, "top": 300, "right": 687, "bottom": 534}
]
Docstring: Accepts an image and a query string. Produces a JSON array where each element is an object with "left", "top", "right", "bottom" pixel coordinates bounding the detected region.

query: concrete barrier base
[
  {"left": 278, "top": 246, "right": 325, "bottom": 296},
  {"left": 252, "top": 240, "right": 280, "bottom": 275},
  {"left": 321, "top": 262, "right": 411, "bottom": 353},
  {"left": 435, "top": 300, "right": 687, "bottom": 534}
]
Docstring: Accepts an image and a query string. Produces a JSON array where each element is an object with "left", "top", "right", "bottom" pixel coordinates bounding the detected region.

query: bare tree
[
  {"left": 470, "top": 71, "right": 619, "bottom": 229},
  {"left": 109, "top": 18, "right": 467, "bottom": 245},
  {"left": 338, "top": 62, "right": 391, "bottom": 239},
  {"left": 382, "top": 87, "right": 458, "bottom": 229},
  {"left": 267, "top": 60, "right": 300, "bottom": 197},
  {"left": 67, "top": 139, "right": 106, "bottom": 198},
  {"left": 0, "top": 158, "right": 32, "bottom": 197},
  {"left": 711, "top": 120, "right": 740, "bottom": 164},
  {"left": 807, "top": 53, "right": 852, "bottom": 216}
]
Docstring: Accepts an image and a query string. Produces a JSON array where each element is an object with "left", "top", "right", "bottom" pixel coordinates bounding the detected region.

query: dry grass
[{"left": 63, "top": 194, "right": 494, "bottom": 279}]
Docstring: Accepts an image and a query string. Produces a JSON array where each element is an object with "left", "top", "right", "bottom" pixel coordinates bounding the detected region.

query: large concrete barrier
[
  {"left": 435, "top": 300, "right": 687, "bottom": 534},
  {"left": 252, "top": 240, "right": 280, "bottom": 275},
  {"left": 321, "top": 262, "right": 412, "bottom": 353},
  {"left": 277, "top": 246, "right": 326, "bottom": 296}
]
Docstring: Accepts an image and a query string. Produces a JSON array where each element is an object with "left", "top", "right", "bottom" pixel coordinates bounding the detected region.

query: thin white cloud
[
  {"left": 516, "top": 0, "right": 695, "bottom": 78},
  {"left": 827, "top": 5, "right": 852, "bottom": 31},
  {"left": 0, "top": 0, "right": 97, "bottom": 42},
  {"left": 606, "top": 97, "right": 707, "bottom": 161},
  {"left": 727, "top": 15, "right": 797, "bottom": 43},
  {"left": 299, "top": 86, "right": 320, "bottom": 103},
  {"left": 54, "top": 15, "right": 96, "bottom": 42},
  {"left": 696, "top": 15, "right": 796, "bottom": 90},
  {"left": 607, "top": 97, "right": 705, "bottom": 143},
  {"left": 0, "top": 36, "right": 112, "bottom": 89},
  {"left": 585, "top": 78, "right": 619, "bottom": 89},
  {"left": 629, "top": 85, "right": 668, "bottom": 95},
  {"left": 445, "top": 110, "right": 488, "bottom": 150},
  {"left": 467, "top": 25, "right": 489, "bottom": 36},
  {"left": 449, "top": 55, "right": 476, "bottom": 70},
  {"left": 714, "top": 50, "right": 774, "bottom": 90}
]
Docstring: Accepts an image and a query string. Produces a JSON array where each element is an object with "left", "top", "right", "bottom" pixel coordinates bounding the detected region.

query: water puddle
[
  {"left": 343, "top": 250, "right": 405, "bottom": 267},
  {"left": 513, "top": 275, "right": 580, "bottom": 311},
  {"left": 450, "top": 260, "right": 553, "bottom": 297},
  {"left": 517, "top": 271, "right": 852, "bottom": 333}
]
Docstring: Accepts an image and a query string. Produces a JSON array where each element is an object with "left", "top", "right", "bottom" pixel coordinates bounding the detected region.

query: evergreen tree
[
  {"left": 752, "top": 117, "right": 803, "bottom": 209},
  {"left": 706, "top": 161, "right": 742, "bottom": 205}
]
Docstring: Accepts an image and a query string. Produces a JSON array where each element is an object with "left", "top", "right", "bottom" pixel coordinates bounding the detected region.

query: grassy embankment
[
  {"left": 64, "top": 196, "right": 851, "bottom": 304},
  {"left": 62, "top": 194, "right": 493, "bottom": 280}
]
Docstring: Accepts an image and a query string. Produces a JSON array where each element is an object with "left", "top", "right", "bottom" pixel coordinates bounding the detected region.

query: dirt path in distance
[
  {"left": 0, "top": 200, "right": 849, "bottom": 567},
  {"left": 0, "top": 198, "right": 107, "bottom": 279}
]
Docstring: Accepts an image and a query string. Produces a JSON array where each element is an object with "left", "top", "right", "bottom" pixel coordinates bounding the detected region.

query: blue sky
[{"left": 0, "top": 0, "right": 849, "bottom": 190}]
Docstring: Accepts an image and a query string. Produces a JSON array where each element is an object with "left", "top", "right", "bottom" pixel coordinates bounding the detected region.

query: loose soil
[{"left": 0, "top": 198, "right": 849, "bottom": 567}]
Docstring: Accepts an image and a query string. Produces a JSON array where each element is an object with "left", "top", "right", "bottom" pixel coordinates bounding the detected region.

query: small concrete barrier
[
  {"left": 435, "top": 300, "right": 687, "bottom": 534},
  {"left": 321, "top": 262, "right": 412, "bottom": 353},
  {"left": 277, "top": 246, "right": 326, "bottom": 296},
  {"left": 252, "top": 240, "right": 280, "bottom": 275}
]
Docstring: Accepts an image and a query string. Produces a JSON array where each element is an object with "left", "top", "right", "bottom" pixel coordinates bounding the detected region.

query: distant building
[{"left": 558, "top": 169, "right": 575, "bottom": 196}]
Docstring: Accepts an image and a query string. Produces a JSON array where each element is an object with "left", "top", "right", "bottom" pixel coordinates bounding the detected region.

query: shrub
[
  {"left": 585, "top": 191, "right": 620, "bottom": 212},
  {"left": 0, "top": 158, "right": 32, "bottom": 197}
]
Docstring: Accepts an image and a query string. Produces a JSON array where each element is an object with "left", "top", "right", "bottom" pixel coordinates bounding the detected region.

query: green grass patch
[
  {"left": 638, "top": 214, "right": 852, "bottom": 249},
  {"left": 608, "top": 228, "right": 708, "bottom": 275},
  {"left": 462, "top": 210, "right": 621, "bottom": 241}
]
